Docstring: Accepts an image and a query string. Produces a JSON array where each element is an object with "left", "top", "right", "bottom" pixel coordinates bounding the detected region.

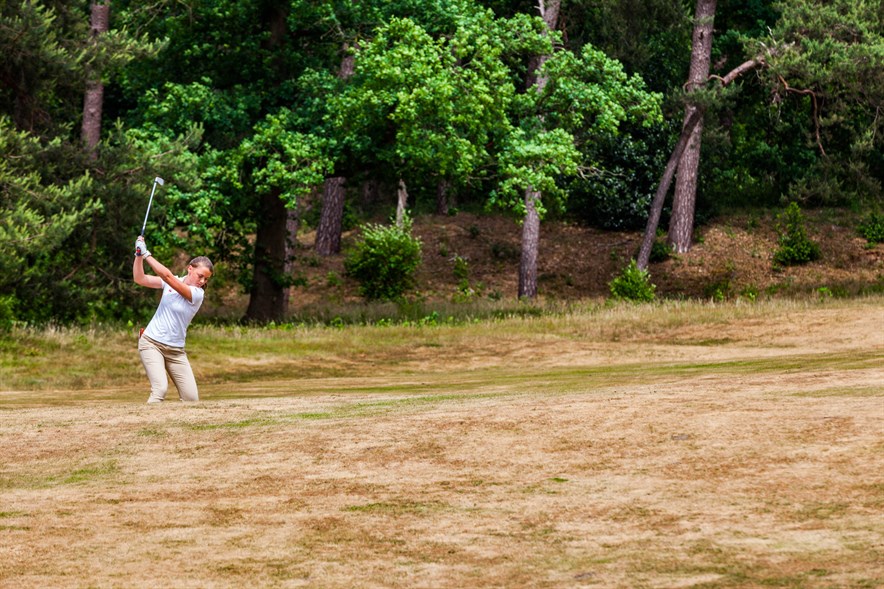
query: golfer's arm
[
  {"left": 133, "top": 255, "right": 164, "bottom": 289},
  {"left": 144, "top": 256, "right": 193, "bottom": 302}
]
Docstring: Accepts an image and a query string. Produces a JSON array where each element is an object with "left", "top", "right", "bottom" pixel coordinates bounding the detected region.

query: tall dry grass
[{"left": 2, "top": 295, "right": 881, "bottom": 395}]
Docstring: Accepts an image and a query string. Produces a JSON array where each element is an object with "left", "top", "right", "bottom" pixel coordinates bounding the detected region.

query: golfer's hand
[{"left": 135, "top": 236, "right": 151, "bottom": 258}]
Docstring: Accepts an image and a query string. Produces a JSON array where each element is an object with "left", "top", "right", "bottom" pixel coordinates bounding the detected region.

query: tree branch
[
  {"left": 777, "top": 74, "right": 826, "bottom": 157},
  {"left": 708, "top": 57, "right": 763, "bottom": 86}
]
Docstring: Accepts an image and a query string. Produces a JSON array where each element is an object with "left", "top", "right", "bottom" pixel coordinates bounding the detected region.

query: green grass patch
[
  {"left": 189, "top": 417, "right": 279, "bottom": 430},
  {"left": 788, "top": 385, "right": 883, "bottom": 398},
  {"left": 344, "top": 500, "right": 447, "bottom": 515},
  {"left": 61, "top": 460, "right": 120, "bottom": 485},
  {"left": 293, "top": 411, "right": 335, "bottom": 420},
  {"left": 187, "top": 391, "right": 509, "bottom": 430}
]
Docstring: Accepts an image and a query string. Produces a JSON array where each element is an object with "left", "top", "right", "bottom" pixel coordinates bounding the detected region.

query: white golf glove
[{"left": 135, "top": 236, "right": 151, "bottom": 258}]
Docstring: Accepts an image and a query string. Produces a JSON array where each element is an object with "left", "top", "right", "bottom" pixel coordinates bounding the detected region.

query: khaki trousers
[{"left": 138, "top": 335, "right": 199, "bottom": 403}]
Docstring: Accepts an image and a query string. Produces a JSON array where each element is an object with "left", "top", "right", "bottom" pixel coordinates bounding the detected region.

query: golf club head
[{"left": 140, "top": 177, "right": 165, "bottom": 237}]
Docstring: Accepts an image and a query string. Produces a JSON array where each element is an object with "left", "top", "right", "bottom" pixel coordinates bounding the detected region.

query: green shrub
[
  {"left": 609, "top": 260, "right": 656, "bottom": 302},
  {"left": 452, "top": 255, "right": 469, "bottom": 282},
  {"left": 344, "top": 217, "right": 422, "bottom": 301},
  {"left": 773, "top": 202, "right": 820, "bottom": 266},
  {"left": 0, "top": 296, "right": 15, "bottom": 331},
  {"left": 858, "top": 212, "right": 884, "bottom": 245},
  {"left": 649, "top": 236, "right": 673, "bottom": 263}
]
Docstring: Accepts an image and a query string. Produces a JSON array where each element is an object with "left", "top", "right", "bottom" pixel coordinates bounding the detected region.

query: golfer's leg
[
  {"left": 139, "top": 337, "right": 169, "bottom": 403},
  {"left": 165, "top": 349, "right": 199, "bottom": 402}
]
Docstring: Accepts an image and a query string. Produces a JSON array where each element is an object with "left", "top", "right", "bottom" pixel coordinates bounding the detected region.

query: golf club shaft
[{"left": 140, "top": 180, "right": 160, "bottom": 237}]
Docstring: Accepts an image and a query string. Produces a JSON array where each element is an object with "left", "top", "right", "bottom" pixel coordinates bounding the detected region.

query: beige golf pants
[{"left": 138, "top": 335, "right": 199, "bottom": 402}]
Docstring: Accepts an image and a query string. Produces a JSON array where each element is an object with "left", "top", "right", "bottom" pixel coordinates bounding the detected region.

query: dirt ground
[
  {"left": 1, "top": 300, "right": 882, "bottom": 588},
  {"left": 249, "top": 209, "right": 884, "bottom": 314}
]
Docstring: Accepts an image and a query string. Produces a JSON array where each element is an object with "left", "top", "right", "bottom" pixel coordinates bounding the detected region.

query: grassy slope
[{"left": 272, "top": 209, "right": 884, "bottom": 319}]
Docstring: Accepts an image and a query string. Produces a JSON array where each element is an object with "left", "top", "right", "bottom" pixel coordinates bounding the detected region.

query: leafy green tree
[
  {"left": 329, "top": 12, "right": 519, "bottom": 199},
  {"left": 490, "top": 31, "right": 662, "bottom": 297}
]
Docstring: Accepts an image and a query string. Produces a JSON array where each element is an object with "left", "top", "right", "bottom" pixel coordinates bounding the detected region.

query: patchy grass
[{"left": 0, "top": 297, "right": 882, "bottom": 587}]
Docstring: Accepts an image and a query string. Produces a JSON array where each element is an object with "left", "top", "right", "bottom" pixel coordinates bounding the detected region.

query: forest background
[{"left": 2, "top": 0, "right": 882, "bottom": 326}]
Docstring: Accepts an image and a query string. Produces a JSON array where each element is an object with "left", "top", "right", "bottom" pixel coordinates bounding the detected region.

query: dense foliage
[{"left": 1, "top": 0, "right": 881, "bottom": 323}]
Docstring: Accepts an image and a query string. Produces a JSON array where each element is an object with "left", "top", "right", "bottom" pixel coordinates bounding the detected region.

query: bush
[
  {"left": 773, "top": 202, "right": 820, "bottom": 266},
  {"left": 609, "top": 260, "right": 656, "bottom": 302},
  {"left": 344, "top": 217, "right": 422, "bottom": 301},
  {"left": 0, "top": 295, "right": 15, "bottom": 331},
  {"left": 858, "top": 212, "right": 884, "bottom": 245},
  {"left": 649, "top": 234, "right": 673, "bottom": 263}
]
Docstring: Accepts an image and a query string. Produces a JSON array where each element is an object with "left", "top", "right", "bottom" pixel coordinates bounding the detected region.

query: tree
[
  {"left": 1, "top": 1, "right": 185, "bottom": 324},
  {"left": 0, "top": 118, "right": 99, "bottom": 296},
  {"left": 668, "top": 0, "right": 716, "bottom": 254},
  {"left": 302, "top": 0, "right": 467, "bottom": 255},
  {"left": 328, "top": 12, "right": 520, "bottom": 217},
  {"left": 763, "top": 0, "right": 884, "bottom": 205},
  {"left": 491, "top": 33, "right": 663, "bottom": 290},
  {"left": 518, "top": 0, "right": 560, "bottom": 299},
  {"left": 241, "top": 117, "right": 330, "bottom": 322},
  {"left": 638, "top": 0, "right": 883, "bottom": 269},
  {"left": 637, "top": 55, "right": 764, "bottom": 269}
]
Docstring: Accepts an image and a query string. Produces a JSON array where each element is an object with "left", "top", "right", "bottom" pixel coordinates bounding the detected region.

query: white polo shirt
[{"left": 143, "top": 277, "right": 204, "bottom": 348}]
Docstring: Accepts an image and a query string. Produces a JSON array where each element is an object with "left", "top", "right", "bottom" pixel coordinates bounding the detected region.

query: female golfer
[{"left": 133, "top": 236, "right": 213, "bottom": 404}]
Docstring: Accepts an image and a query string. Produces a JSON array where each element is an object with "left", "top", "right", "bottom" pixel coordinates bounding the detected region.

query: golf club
[{"left": 137, "top": 177, "right": 164, "bottom": 255}]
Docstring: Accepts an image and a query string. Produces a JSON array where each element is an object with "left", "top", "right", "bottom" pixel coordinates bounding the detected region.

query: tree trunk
[
  {"left": 362, "top": 178, "right": 380, "bottom": 209},
  {"left": 244, "top": 0, "right": 293, "bottom": 322},
  {"left": 396, "top": 179, "right": 408, "bottom": 227},
  {"left": 245, "top": 190, "right": 291, "bottom": 322},
  {"left": 283, "top": 205, "right": 300, "bottom": 313},
  {"left": 315, "top": 176, "right": 345, "bottom": 255},
  {"left": 518, "top": 0, "right": 560, "bottom": 299},
  {"left": 637, "top": 108, "right": 705, "bottom": 269},
  {"left": 314, "top": 45, "right": 355, "bottom": 255},
  {"left": 436, "top": 179, "right": 453, "bottom": 215},
  {"left": 519, "top": 190, "right": 541, "bottom": 298},
  {"left": 81, "top": 1, "right": 110, "bottom": 158},
  {"left": 669, "top": 0, "right": 717, "bottom": 253}
]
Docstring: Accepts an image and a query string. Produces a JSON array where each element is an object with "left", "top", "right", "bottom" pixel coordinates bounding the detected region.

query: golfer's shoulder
[{"left": 189, "top": 285, "right": 205, "bottom": 304}]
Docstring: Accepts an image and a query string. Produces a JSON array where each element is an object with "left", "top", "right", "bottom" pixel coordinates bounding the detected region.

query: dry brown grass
[{"left": 1, "top": 298, "right": 883, "bottom": 587}]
